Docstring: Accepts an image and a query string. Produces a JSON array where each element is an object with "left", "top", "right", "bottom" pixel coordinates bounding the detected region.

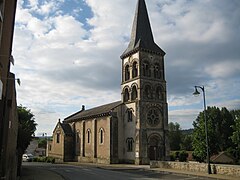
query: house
[
  {"left": 211, "top": 152, "right": 235, "bottom": 164},
  {"left": 0, "top": 0, "right": 19, "bottom": 179}
]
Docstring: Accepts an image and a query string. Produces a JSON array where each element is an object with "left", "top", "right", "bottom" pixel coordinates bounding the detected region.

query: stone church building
[{"left": 48, "top": 0, "right": 169, "bottom": 165}]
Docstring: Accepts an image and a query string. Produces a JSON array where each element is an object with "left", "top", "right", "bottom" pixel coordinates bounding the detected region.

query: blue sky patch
[
  {"left": 60, "top": 0, "right": 93, "bottom": 30},
  {"left": 21, "top": 0, "right": 93, "bottom": 30}
]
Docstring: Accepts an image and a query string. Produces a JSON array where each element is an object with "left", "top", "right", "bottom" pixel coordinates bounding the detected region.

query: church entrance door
[{"left": 148, "top": 134, "right": 163, "bottom": 160}]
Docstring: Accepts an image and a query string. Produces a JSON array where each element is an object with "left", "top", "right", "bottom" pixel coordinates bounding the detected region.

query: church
[{"left": 48, "top": 0, "right": 169, "bottom": 165}]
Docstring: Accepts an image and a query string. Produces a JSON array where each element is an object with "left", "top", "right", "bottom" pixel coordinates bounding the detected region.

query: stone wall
[
  {"left": 150, "top": 161, "right": 240, "bottom": 177},
  {"left": 4, "top": 74, "right": 18, "bottom": 180}
]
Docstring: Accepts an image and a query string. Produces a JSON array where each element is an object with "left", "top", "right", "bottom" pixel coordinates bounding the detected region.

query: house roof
[
  {"left": 64, "top": 101, "right": 122, "bottom": 122},
  {"left": 121, "top": 0, "right": 165, "bottom": 59},
  {"left": 52, "top": 120, "right": 73, "bottom": 135},
  {"left": 210, "top": 151, "right": 234, "bottom": 162},
  {"left": 60, "top": 123, "right": 73, "bottom": 135}
]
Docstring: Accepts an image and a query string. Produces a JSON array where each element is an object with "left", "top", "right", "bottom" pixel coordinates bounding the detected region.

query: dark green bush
[
  {"left": 32, "top": 156, "right": 55, "bottom": 163},
  {"left": 178, "top": 150, "right": 188, "bottom": 162},
  {"left": 46, "top": 157, "right": 55, "bottom": 163},
  {"left": 175, "top": 151, "right": 179, "bottom": 159},
  {"left": 170, "top": 152, "right": 176, "bottom": 161}
]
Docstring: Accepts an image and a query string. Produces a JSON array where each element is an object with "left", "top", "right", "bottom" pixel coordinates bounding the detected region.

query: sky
[{"left": 11, "top": 0, "right": 240, "bottom": 136}]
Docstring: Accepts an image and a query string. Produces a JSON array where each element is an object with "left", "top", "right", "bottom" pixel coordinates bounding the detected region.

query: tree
[
  {"left": 178, "top": 150, "right": 189, "bottom": 162},
  {"left": 17, "top": 105, "right": 37, "bottom": 152},
  {"left": 16, "top": 105, "right": 37, "bottom": 176},
  {"left": 230, "top": 110, "right": 240, "bottom": 162},
  {"left": 192, "top": 111, "right": 207, "bottom": 162},
  {"left": 180, "top": 134, "right": 193, "bottom": 151},
  {"left": 218, "top": 108, "right": 235, "bottom": 150},
  {"left": 38, "top": 138, "right": 47, "bottom": 148},
  {"left": 168, "top": 122, "right": 182, "bottom": 151},
  {"left": 192, "top": 106, "right": 235, "bottom": 162}
]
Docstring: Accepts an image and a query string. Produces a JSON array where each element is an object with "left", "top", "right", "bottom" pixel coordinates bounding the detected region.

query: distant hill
[{"left": 181, "top": 128, "right": 193, "bottom": 135}]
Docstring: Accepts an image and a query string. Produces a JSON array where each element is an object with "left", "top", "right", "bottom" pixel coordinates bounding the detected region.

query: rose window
[{"left": 147, "top": 109, "right": 160, "bottom": 126}]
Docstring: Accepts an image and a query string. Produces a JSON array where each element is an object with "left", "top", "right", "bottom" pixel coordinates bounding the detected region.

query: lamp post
[{"left": 193, "top": 85, "right": 211, "bottom": 174}]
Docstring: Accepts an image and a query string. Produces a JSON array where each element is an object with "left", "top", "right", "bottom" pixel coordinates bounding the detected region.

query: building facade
[
  {"left": 0, "top": 0, "right": 19, "bottom": 179},
  {"left": 49, "top": 0, "right": 169, "bottom": 165}
]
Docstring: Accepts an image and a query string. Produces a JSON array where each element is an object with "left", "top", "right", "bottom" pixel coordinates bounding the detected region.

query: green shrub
[
  {"left": 31, "top": 156, "right": 55, "bottom": 163},
  {"left": 170, "top": 152, "right": 176, "bottom": 161},
  {"left": 46, "top": 157, "right": 55, "bottom": 163},
  {"left": 178, "top": 150, "right": 188, "bottom": 162},
  {"left": 175, "top": 151, "right": 179, "bottom": 159}
]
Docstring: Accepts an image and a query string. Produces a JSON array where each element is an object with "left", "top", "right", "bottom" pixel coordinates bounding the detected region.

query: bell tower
[{"left": 120, "top": 0, "right": 169, "bottom": 164}]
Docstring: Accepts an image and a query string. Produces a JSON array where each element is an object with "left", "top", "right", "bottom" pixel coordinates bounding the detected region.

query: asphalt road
[{"left": 22, "top": 162, "right": 218, "bottom": 180}]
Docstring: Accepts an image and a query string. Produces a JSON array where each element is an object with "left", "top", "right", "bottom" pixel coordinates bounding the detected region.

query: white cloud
[
  {"left": 36, "top": 1, "right": 56, "bottom": 15},
  {"left": 27, "top": 17, "right": 51, "bottom": 37},
  {"left": 204, "top": 61, "right": 240, "bottom": 78},
  {"left": 25, "top": 0, "right": 64, "bottom": 16},
  {"left": 168, "top": 95, "right": 195, "bottom": 107},
  {"left": 44, "top": 15, "right": 87, "bottom": 43},
  {"left": 12, "top": 0, "right": 240, "bottom": 134},
  {"left": 218, "top": 100, "right": 240, "bottom": 110},
  {"left": 169, "top": 109, "right": 199, "bottom": 129},
  {"left": 28, "top": 0, "right": 39, "bottom": 9}
]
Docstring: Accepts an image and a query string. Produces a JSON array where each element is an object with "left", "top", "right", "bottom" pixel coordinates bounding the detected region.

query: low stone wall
[{"left": 150, "top": 161, "right": 240, "bottom": 177}]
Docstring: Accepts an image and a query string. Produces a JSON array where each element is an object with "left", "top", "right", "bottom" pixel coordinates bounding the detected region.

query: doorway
[{"left": 148, "top": 134, "right": 163, "bottom": 160}]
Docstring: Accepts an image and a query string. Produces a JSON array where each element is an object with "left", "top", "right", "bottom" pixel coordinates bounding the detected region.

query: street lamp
[{"left": 193, "top": 85, "right": 211, "bottom": 174}]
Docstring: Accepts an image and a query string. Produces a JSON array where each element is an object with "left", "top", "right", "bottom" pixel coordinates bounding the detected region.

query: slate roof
[
  {"left": 60, "top": 123, "right": 73, "bottom": 135},
  {"left": 64, "top": 101, "right": 122, "bottom": 122},
  {"left": 210, "top": 151, "right": 235, "bottom": 162},
  {"left": 121, "top": 0, "right": 165, "bottom": 58}
]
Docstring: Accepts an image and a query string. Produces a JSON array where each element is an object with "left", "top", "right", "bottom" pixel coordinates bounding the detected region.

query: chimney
[{"left": 82, "top": 105, "right": 85, "bottom": 111}]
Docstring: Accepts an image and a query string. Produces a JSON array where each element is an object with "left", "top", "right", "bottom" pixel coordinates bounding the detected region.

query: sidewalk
[
  {"left": 19, "top": 166, "right": 64, "bottom": 180},
  {"left": 150, "top": 167, "right": 239, "bottom": 180}
]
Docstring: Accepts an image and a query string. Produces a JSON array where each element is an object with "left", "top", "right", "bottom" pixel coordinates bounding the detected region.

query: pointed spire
[{"left": 121, "top": 0, "right": 165, "bottom": 58}]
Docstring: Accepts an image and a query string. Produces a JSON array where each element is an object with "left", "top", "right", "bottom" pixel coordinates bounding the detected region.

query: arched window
[
  {"left": 144, "top": 85, "right": 152, "bottom": 99},
  {"left": 127, "top": 109, "right": 133, "bottom": 122},
  {"left": 131, "top": 85, "right": 138, "bottom": 100},
  {"left": 83, "top": 122, "right": 85, "bottom": 156},
  {"left": 124, "top": 88, "right": 130, "bottom": 102},
  {"left": 132, "top": 62, "right": 138, "bottom": 78},
  {"left": 56, "top": 133, "right": 60, "bottom": 143},
  {"left": 156, "top": 86, "right": 163, "bottom": 100},
  {"left": 76, "top": 131, "right": 80, "bottom": 143},
  {"left": 154, "top": 63, "right": 161, "bottom": 79},
  {"left": 99, "top": 128, "right": 104, "bottom": 144},
  {"left": 125, "top": 65, "right": 130, "bottom": 81},
  {"left": 87, "top": 129, "right": 91, "bottom": 144},
  {"left": 126, "top": 138, "right": 134, "bottom": 152},
  {"left": 143, "top": 61, "right": 151, "bottom": 77},
  {"left": 76, "top": 131, "right": 81, "bottom": 156}
]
